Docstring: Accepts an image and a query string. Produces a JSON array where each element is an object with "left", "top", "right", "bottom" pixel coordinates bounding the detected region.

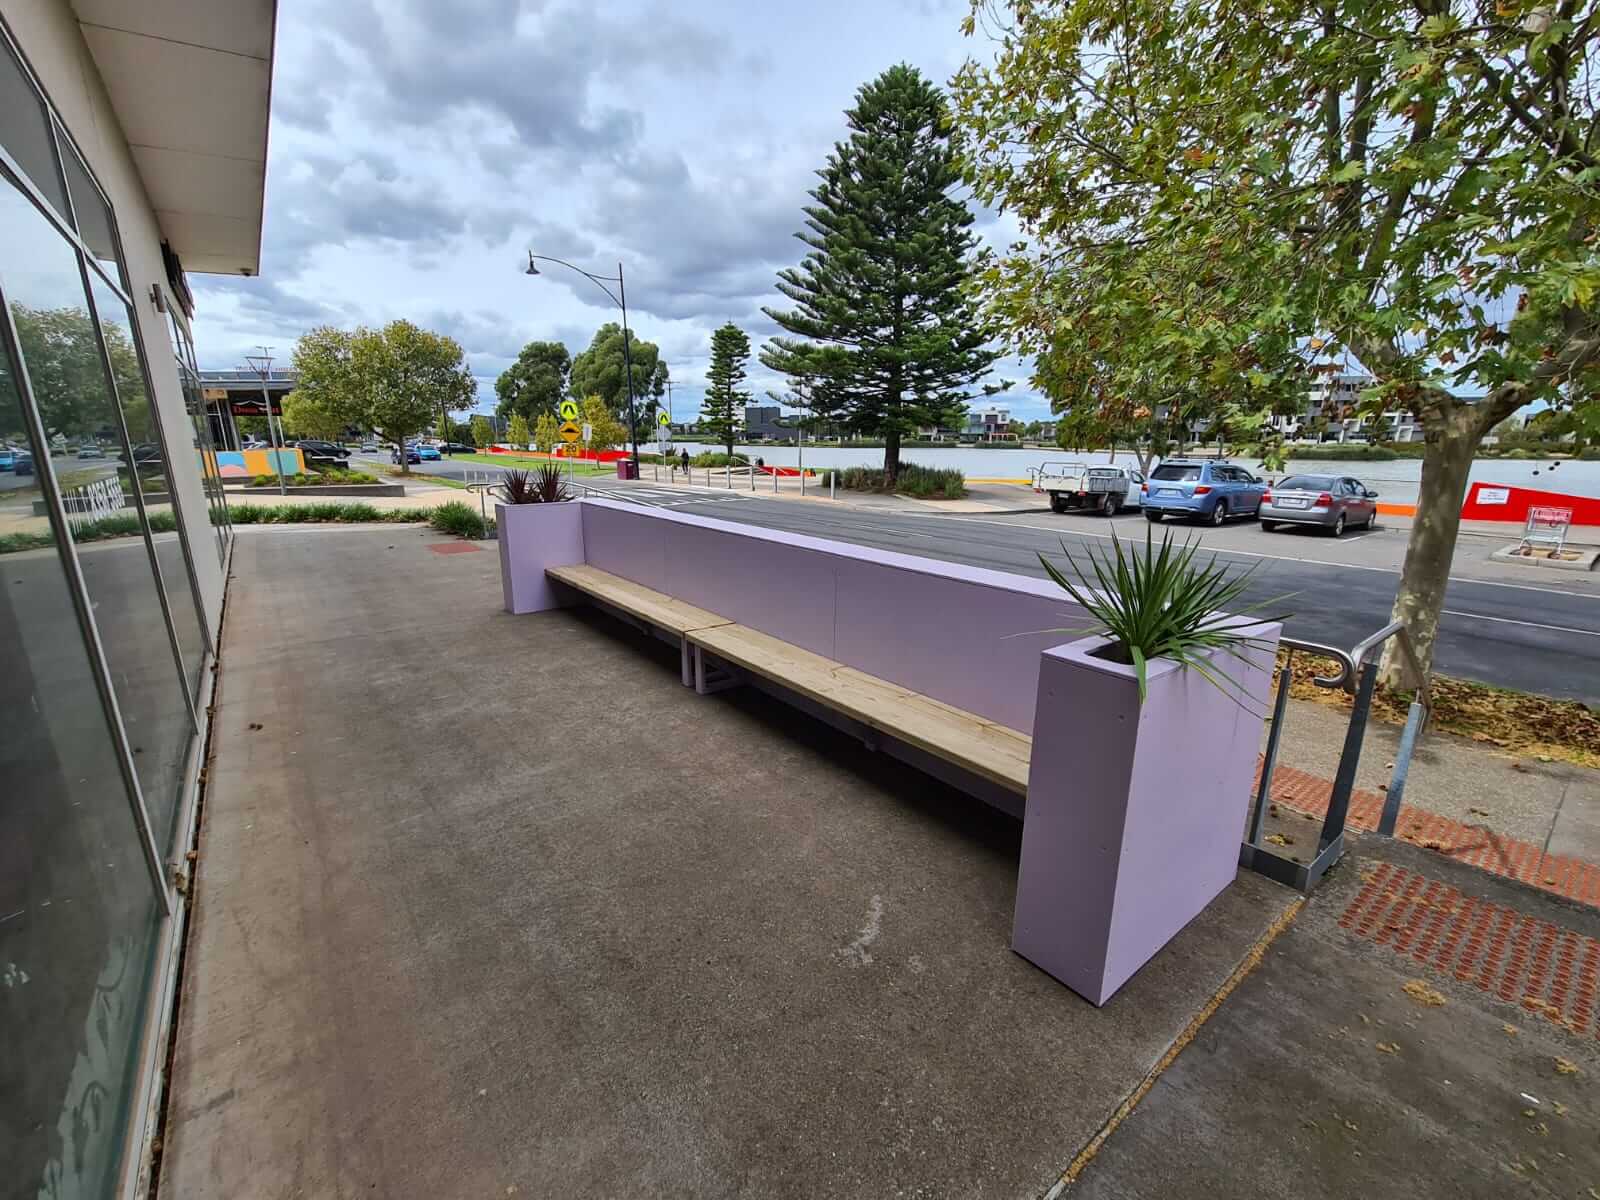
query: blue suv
[{"left": 1141, "top": 459, "right": 1268, "bottom": 526}]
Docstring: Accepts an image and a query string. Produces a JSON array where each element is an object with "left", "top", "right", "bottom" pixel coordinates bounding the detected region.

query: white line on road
[{"left": 1440, "top": 610, "right": 1600, "bottom": 638}]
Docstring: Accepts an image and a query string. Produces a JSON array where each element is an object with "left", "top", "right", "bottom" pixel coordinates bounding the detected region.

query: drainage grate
[{"left": 1341, "top": 862, "right": 1600, "bottom": 1037}]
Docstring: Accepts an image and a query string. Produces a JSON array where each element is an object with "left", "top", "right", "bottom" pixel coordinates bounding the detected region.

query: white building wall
[{"left": 1, "top": 0, "right": 225, "bottom": 624}]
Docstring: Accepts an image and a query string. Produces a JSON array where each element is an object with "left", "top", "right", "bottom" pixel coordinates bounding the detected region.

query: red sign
[{"left": 1528, "top": 506, "right": 1573, "bottom": 529}]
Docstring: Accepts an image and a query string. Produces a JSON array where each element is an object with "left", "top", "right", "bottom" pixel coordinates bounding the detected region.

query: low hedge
[{"left": 816, "top": 461, "right": 967, "bottom": 499}]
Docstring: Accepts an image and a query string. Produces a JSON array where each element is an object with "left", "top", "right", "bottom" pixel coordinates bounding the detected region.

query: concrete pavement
[
  {"left": 159, "top": 526, "right": 1297, "bottom": 1199},
  {"left": 160, "top": 525, "right": 1600, "bottom": 1198}
]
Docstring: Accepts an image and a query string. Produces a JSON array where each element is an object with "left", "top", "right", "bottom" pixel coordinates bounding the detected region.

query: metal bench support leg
[{"left": 693, "top": 645, "right": 739, "bottom": 695}]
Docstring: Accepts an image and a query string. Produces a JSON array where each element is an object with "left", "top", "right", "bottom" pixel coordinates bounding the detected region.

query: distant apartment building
[
  {"left": 742, "top": 404, "right": 788, "bottom": 440},
  {"left": 965, "top": 404, "right": 1012, "bottom": 440},
  {"left": 1269, "top": 373, "right": 1423, "bottom": 443}
]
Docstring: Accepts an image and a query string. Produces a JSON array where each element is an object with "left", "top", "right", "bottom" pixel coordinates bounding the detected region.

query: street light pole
[
  {"left": 244, "top": 348, "right": 287, "bottom": 496},
  {"left": 524, "top": 251, "right": 641, "bottom": 473}
]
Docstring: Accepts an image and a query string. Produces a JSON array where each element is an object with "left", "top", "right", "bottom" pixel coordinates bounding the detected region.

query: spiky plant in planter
[
  {"left": 1038, "top": 528, "right": 1290, "bottom": 709},
  {"left": 499, "top": 465, "right": 571, "bottom": 504}
]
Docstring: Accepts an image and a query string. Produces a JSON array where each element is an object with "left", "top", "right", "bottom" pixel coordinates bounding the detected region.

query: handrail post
[
  {"left": 1248, "top": 649, "right": 1294, "bottom": 848},
  {"left": 1319, "top": 659, "right": 1378, "bottom": 850}
]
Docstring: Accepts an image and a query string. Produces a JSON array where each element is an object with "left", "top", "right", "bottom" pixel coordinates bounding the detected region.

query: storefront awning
[{"left": 72, "top": 0, "right": 276, "bottom": 276}]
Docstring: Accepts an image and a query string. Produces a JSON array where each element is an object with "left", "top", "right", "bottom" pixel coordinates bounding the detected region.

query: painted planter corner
[
  {"left": 496, "top": 501, "right": 585, "bottom": 614},
  {"left": 1013, "top": 625, "right": 1281, "bottom": 1005}
]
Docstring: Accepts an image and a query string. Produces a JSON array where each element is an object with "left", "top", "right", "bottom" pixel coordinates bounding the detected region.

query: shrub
[
  {"left": 250, "top": 469, "right": 379, "bottom": 487},
  {"left": 817, "top": 462, "right": 966, "bottom": 499},
  {"left": 224, "top": 503, "right": 433, "bottom": 525},
  {"left": 1038, "top": 527, "right": 1290, "bottom": 705},
  {"left": 1286, "top": 444, "right": 1399, "bottom": 461},
  {"left": 1578, "top": 446, "right": 1600, "bottom": 460},
  {"left": 428, "top": 500, "right": 489, "bottom": 539},
  {"left": 499, "top": 465, "right": 571, "bottom": 503},
  {"left": 691, "top": 451, "right": 739, "bottom": 468}
]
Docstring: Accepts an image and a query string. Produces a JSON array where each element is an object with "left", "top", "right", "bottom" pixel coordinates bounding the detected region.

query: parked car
[
  {"left": 291, "top": 439, "right": 351, "bottom": 468},
  {"left": 359, "top": 441, "right": 380, "bottom": 453},
  {"left": 0, "top": 446, "right": 14, "bottom": 471},
  {"left": 416, "top": 443, "right": 442, "bottom": 461},
  {"left": 1259, "top": 474, "right": 1378, "bottom": 537},
  {"left": 241, "top": 438, "right": 270, "bottom": 450},
  {"left": 129, "top": 442, "right": 163, "bottom": 467},
  {"left": 1035, "top": 462, "right": 1145, "bottom": 515},
  {"left": 437, "top": 441, "right": 472, "bottom": 454},
  {"left": 76, "top": 443, "right": 105, "bottom": 459},
  {"left": 392, "top": 445, "right": 422, "bottom": 464},
  {"left": 1141, "top": 459, "right": 1267, "bottom": 526},
  {"left": 13, "top": 450, "right": 33, "bottom": 476}
]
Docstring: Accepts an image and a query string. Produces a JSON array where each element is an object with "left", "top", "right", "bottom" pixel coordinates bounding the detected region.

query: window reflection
[
  {"left": 88, "top": 271, "right": 208, "bottom": 703},
  {"left": 0, "top": 300, "right": 161, "bottom": 1200},
  {"left": 0, "top": 181, "right": 194, "bottom": 848},
  {"left": 0, "top": 37, "right": 68, "bottom": 218},
  {"left": 60, "top": 143, "right": 123, "bottom": 290}
]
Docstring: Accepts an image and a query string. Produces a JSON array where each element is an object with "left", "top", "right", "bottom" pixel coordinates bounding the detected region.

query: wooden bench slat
[
  {"left": 690, "top": 623, "right": 1031, "bottom": 795},
  {"left": 549, "top": 564, "right": 1032, "bottom": 796},
  {"left": 546, "top": 564, "right": 733, "bottom": 635}
]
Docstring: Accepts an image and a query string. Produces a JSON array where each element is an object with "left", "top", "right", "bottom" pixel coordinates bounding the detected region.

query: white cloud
[{"left": 190, "top": 0, "right": 1050, "bottom": 419}]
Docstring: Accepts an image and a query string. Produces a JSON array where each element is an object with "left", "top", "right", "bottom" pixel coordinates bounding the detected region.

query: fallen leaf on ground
[
  {"left": 1266, "top": 832, "right": 1294, "bottom": 846},
  {"left": 1555, "top": 1057, "right": 1580, "bottom": 1076},
  {"left": 1403, "top": 979, "right": 1446, "bottom": 1007},
  {"left": 1503, "top": 1023, "right": 1520, "bottom": 1037},
  {"left": 1376, "top": 1041, "right": 1400, "bottom": 1055}
]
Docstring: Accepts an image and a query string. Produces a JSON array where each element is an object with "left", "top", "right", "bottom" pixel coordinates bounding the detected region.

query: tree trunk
[
  {"left": 1378, "top": 406, "right": 1480, "bottom": 689},
  {"left": 884, "top": 429, "right": 902, "bottom": 483}
]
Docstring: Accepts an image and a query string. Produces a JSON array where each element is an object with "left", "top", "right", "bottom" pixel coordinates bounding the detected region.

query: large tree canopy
[
  {"left": 292, "top": 320, "right": 476, "bottom": 473},
  {"left": 764, "top": 63, "right": 999, "bottom": 479},
  {"left": 494, "top": 340, "right": 570, "bottom": 426},
  {"left": 567, "top": 322, "right": 669, "bottom": 434},
  {"left": 955, "top": 0, "right": 1600, "bottom": 683}
]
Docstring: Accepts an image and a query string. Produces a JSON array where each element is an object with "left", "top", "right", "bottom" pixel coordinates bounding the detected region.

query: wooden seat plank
[
  {"left": 546, "top": 564, "right": 732, "bottom": 635},
  {"left": 690, "top": 623, "right": 1030, "bottom": 795}
]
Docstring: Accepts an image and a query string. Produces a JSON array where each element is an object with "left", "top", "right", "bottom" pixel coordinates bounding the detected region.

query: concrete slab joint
[{"left": 499, "top": 497, "right": 1280, "bottom": 1004}]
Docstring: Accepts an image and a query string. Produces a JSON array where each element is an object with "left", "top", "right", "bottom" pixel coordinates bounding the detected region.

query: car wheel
[
  {"left": 1145, "top": 510, "right": 1162, "bottom": 523},
  {"left": 1049, "top": 495, "right": 1066, "bottom": 513},
  {"left": 1260, "top": 520, "right": 1277, "bottom": 532},
  {"left": 1330, "top": 513, "right": 1346, "bottom": 537},
  {"left": 1099, "top": 492, "right": 1117, "bottom": 517},
  {"left": 1209, "top": 501, "right": 1227, "bottom": 527}
]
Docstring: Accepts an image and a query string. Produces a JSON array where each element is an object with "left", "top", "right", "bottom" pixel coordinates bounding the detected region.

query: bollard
[
  {"left": 772, "top": 465, "right": 778, "bottom": 493},
  {"left": 725, "top": 462, "right": 731, "bottom": 489},
  {"left": 830, "top": 471, "right": 835, "bottom": 500}
]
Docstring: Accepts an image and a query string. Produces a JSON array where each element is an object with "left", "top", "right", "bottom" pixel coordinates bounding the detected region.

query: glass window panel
[
  {"left": 87, "top": 273, "right": 208, "bottom": 700},
  {"left": 167, "top": 315, "right": 230, "bottom": 561},
  {"left": 0, "top": 37, "right": 69, "bottom": 218},
  {"left": 60, "top": 142, "right": 123, "bottom": 288},
  {"left": 0, "top": 304, "right": 162, "bottom": 1200},
  {"left": 0, "top": 181, "right": 194, "bottom": 848}
]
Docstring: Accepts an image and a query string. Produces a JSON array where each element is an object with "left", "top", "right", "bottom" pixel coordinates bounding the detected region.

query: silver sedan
[{"left": 1259, "top": 474, "right": 1378, "bottom": 536}]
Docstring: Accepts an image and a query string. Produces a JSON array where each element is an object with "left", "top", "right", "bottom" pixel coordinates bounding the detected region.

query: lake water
[{"left": 716, "top": 444, "right": 1600, "bottom": 506}]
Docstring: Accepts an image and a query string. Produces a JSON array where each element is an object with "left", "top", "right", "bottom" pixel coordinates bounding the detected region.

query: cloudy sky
[{"left": 190, "top": 0, "right": 1046, "bottom": 422}]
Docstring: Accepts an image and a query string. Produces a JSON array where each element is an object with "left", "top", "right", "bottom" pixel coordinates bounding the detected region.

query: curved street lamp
[{"left": 524, "top": 251, "right": 639, "bottom": 470}]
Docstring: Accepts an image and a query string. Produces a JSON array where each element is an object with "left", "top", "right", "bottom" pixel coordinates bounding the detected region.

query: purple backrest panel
[
  {"left": 830, "top": 558, "right": 1081, "bottom": 734},
  {"left": 576, "top": 498, "right": 1087, "bottom": 733}
]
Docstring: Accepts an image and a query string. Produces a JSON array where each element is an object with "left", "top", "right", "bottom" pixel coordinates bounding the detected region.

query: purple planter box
[
  {"left": 496, "top": 502, "right": 585, "bottom": 614},
  {"left": 1012, "top": 627, "right": 1280, "bottom": 1005}
]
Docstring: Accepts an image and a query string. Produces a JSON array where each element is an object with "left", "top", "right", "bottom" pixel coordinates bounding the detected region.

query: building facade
[{"left": 0, "top": 3, "right": 274, "bottom": 1196}]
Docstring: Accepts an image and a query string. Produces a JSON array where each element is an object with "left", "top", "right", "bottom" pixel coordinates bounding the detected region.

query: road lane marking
[{"left": 1440, "top": 610, "right": 1600, "bottom": 638}]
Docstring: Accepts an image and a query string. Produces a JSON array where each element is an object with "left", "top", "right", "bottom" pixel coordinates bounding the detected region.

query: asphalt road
[{"left": 555, "top": 474, "right": 1600, "bottom": 706}]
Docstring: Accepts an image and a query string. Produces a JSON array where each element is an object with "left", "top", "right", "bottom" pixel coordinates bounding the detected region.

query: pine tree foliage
[
  {"left": 702, "top": 322, "right": 751, "bottom": 455},
  {"left": 764, "top": 64, "right": 997, "bottom": 479}
]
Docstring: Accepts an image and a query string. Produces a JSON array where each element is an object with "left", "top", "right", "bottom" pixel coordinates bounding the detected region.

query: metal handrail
[{"left": 1243, "top": 617, "right": 1433, "bottom": 891}]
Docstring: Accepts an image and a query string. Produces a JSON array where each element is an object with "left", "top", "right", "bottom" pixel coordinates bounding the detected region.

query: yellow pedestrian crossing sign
[
  {"left": 558, "top": 400, "right": 579, "bottom": 421},
  {"left": 657, "top": 411, "right": 670, "bottom": 427},
  {"left": 558, "top": 420, "right": 582, "bottom": 444}
]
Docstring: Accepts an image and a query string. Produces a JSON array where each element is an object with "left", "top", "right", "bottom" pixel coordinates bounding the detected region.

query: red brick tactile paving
[
  {"left": 1257, "top": 760, "right": 1600, "bottom": 908},
  {"left": 1341, "top": 861, "right": 1600, "bottom": 1038}
]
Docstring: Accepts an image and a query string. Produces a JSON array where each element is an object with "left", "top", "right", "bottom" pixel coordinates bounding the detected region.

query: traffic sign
[
  {"left": 558, "top": 399, "right": 579, "bottom": 421},
  {"left": 558, "top": 420, "right": 582, "bottom": 444},
  {"left": 657, "top": 411, "right": 670, "bottom": 427}
]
